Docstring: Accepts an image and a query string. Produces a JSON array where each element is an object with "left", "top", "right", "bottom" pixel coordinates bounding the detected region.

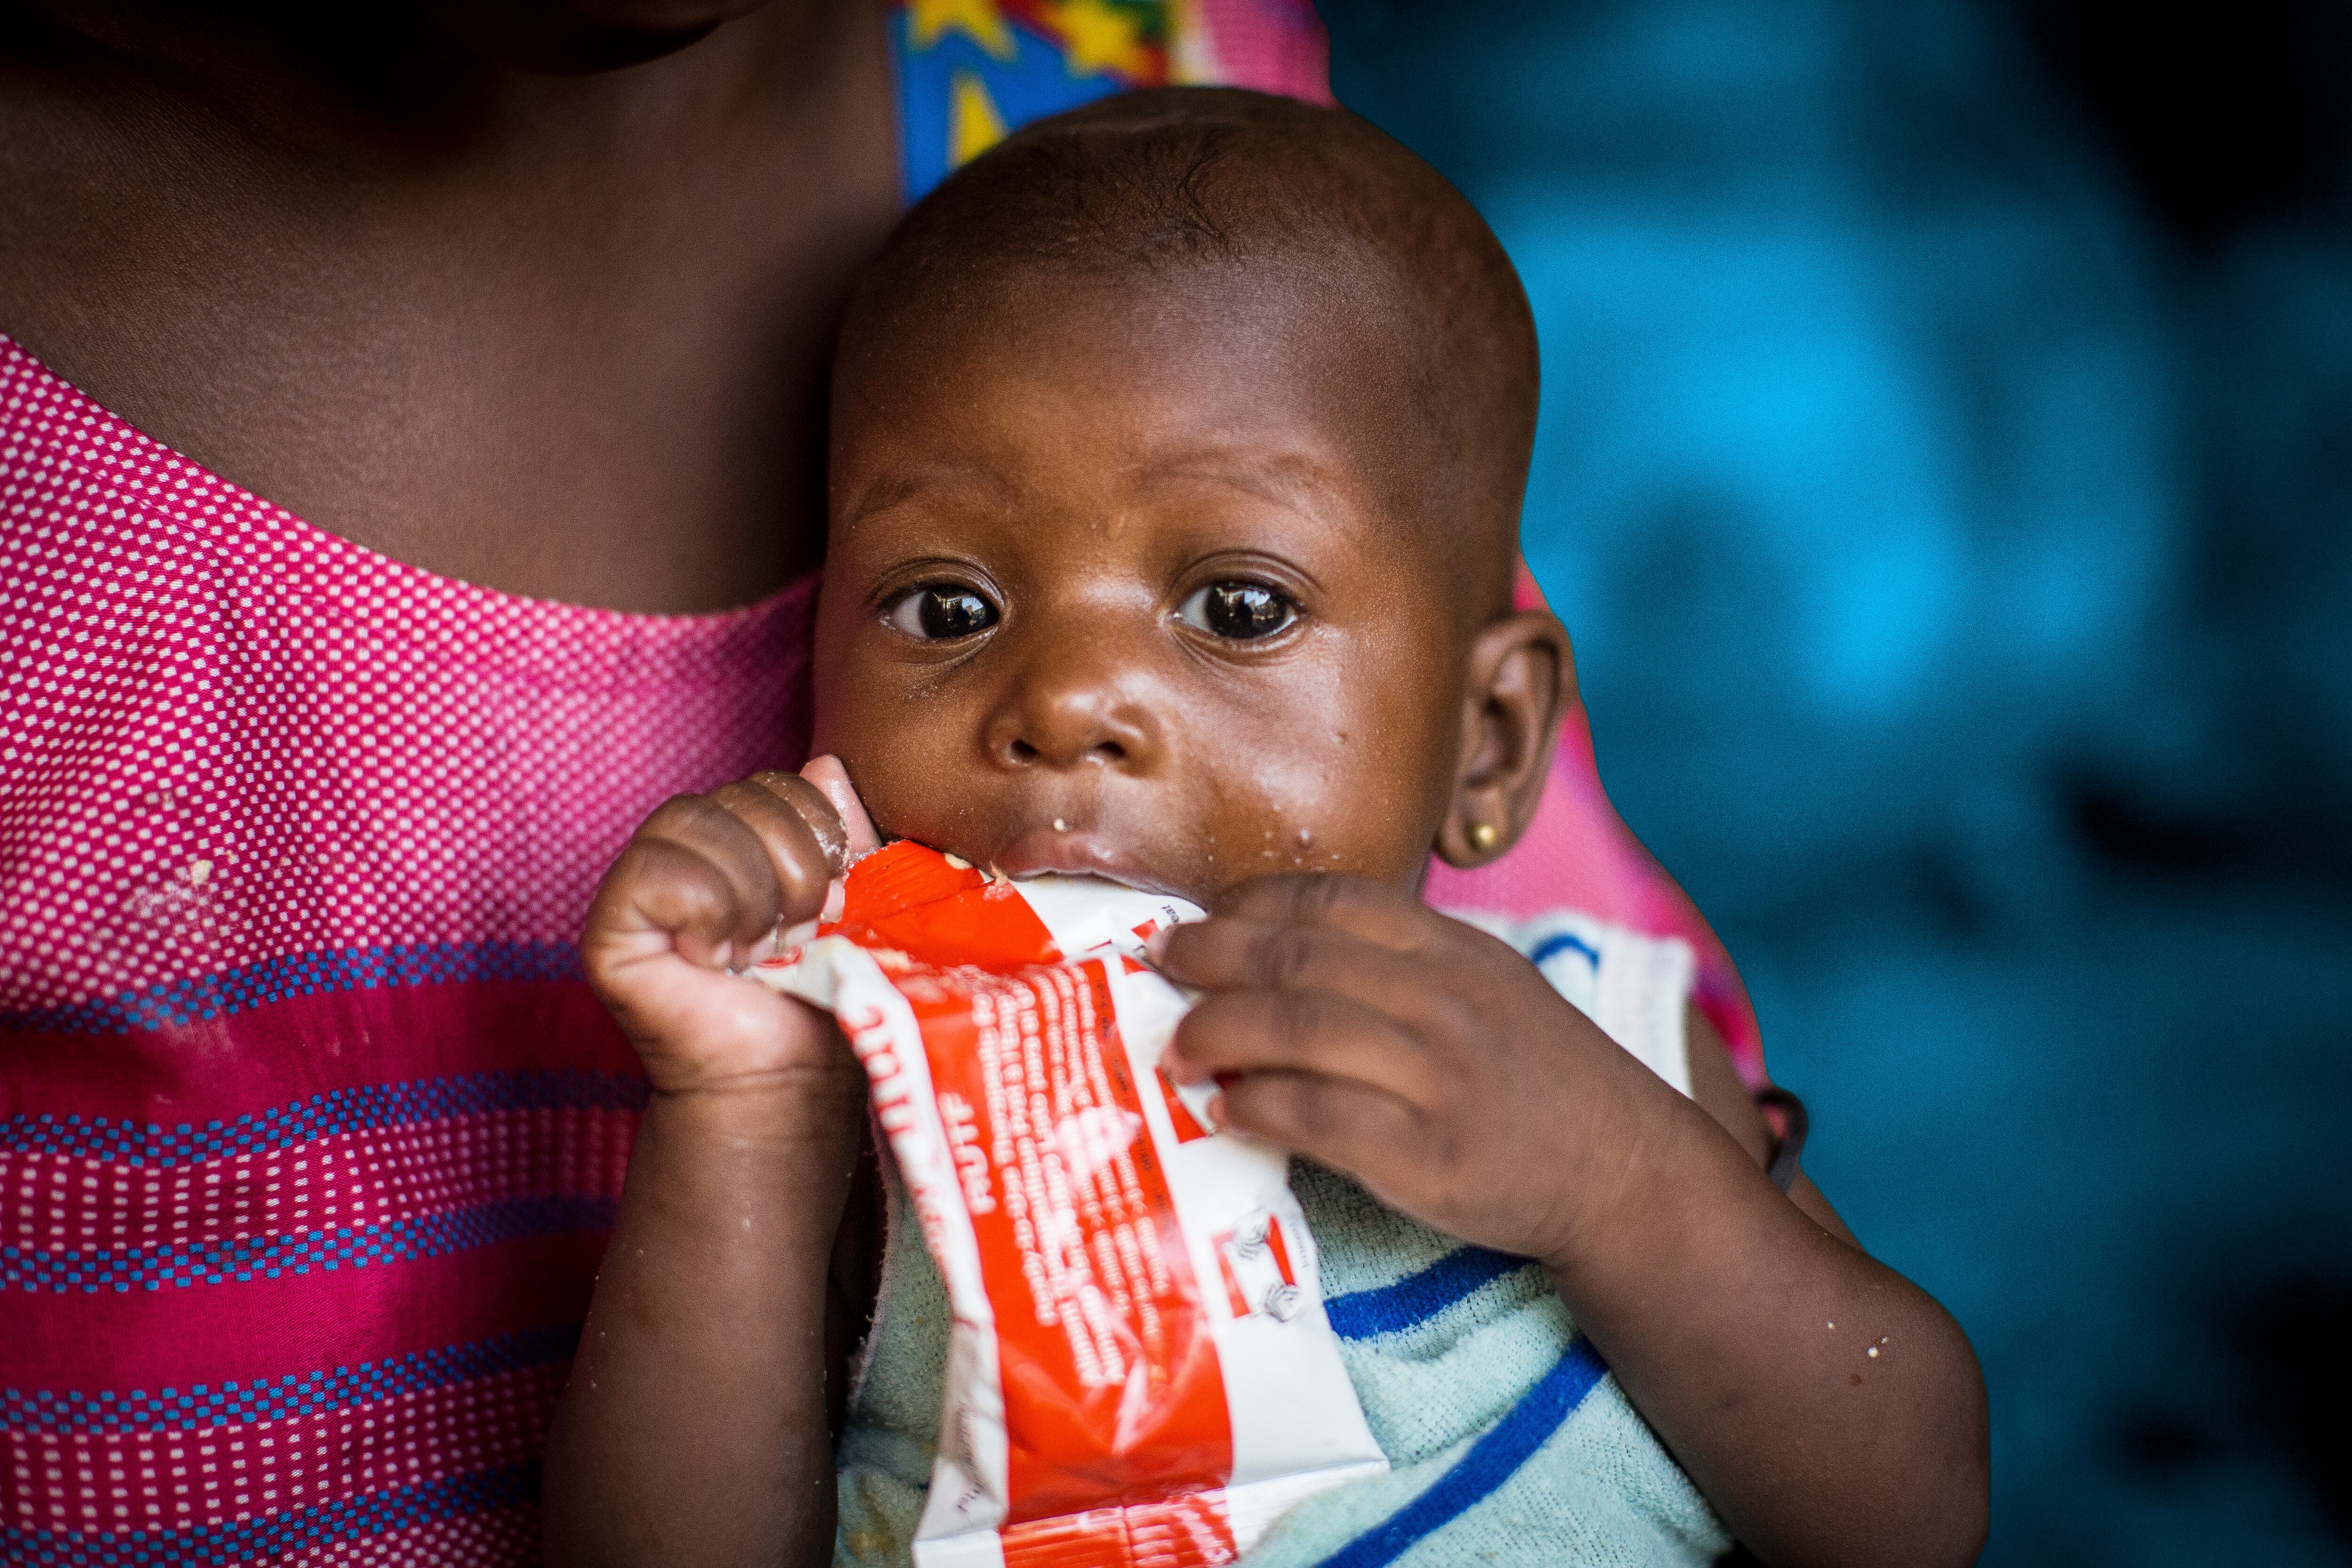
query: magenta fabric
[
  {"left": 1179, "top": 0, "right": 1334, "bottom": 101},
  {"left": 0, "top": 335, "right": 810, "bottom": 1561}
]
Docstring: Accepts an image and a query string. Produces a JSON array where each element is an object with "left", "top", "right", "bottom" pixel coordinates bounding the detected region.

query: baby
[{"left": 544, "top": 90, "right": 1987, "bottom": 1568}]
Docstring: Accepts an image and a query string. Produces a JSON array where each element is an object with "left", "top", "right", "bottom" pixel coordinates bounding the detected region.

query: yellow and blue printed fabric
[
  {"left": 891, "top": 0, "right": 1334, "bottom": 199},
  {"left": 894, "top": 0, "right": 1170, "bottom": 199}
]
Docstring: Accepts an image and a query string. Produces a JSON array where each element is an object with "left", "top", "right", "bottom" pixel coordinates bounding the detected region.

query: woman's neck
[
  {"left": 6, "top": 2, "right": 842, "bottom": 172},
  {"left": 0, "top": 0, "right": 900, "bottom": 612}
]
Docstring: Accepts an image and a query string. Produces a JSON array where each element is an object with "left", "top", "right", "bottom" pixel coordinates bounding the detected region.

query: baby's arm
[
  {"left": 1155, "top": 876, "right": 1989, "bottom": 1568},
  {"left": 542, "top": 771, "right": 877, "bottom": 1568}
]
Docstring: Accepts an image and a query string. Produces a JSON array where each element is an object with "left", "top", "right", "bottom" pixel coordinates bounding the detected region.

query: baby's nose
[{"left": 988, "top": 680, "right": 1160, "bottom": 772}]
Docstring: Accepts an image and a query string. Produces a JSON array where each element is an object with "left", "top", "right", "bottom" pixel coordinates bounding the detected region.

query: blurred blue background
[{"left": 1325, "top": 1, "right": 2352, "bottom": 1560}]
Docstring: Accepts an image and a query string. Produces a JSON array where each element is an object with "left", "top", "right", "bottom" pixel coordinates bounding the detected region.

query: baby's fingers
[
  {"left": 598, "top": 794, "right": 787, "bottom": 970},
  {"left": 1166, "top": 989, "right": 1438, "bottom": 1107},
  {"left": 712, "top": 773, "right": 846, "bottom": 928},
  {"left": 1154, "top": 917, "right": 1439, "bottom": 1026},
  {"left": 1208, "top": 873, "right": 1439, "bottom": 953},
  {"left": 1213, "top": 1069, "right": 1425, "bottom": 1178}
]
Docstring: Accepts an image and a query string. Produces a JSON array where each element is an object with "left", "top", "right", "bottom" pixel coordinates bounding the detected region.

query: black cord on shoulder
[{"left": 1752, "top": 1085, "right": 1809, "bottom": 1193}]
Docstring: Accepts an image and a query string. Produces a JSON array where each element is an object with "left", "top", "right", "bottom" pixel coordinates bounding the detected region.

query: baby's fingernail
[
  {"left": 801, "top": 755, "right": 882, "bottom": 858},
  {"left": 1143, "top": 927, "right": 1171, "bottom": 964}
]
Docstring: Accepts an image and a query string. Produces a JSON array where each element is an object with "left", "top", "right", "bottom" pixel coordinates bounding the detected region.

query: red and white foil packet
[{"left": 752, "top": 841, "right": 1386, "bottom": 1568}]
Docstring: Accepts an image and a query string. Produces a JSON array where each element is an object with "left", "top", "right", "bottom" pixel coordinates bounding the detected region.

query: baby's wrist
[
  {"left": 647, "top": 1067, "right": 869, "bottom": 1149},
  {"left": 1526, "top": 1063, "right": 1693, "bottom": 1274},
  {"left": 630, "top": 1074, "right": 870, "bottom": 1266}
]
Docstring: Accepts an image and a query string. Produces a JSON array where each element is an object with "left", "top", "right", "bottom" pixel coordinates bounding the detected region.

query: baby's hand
[
  {"left": 1153, "top": 874, "right": 1675, "bottom": 1267},
  {"left": 583, "top": 759, "right": 881, "bottom": 1098}
]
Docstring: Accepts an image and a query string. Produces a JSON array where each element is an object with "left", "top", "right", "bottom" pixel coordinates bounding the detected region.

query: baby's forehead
[
  {"left": 843, "top": 274, "right": 1498, "bottom": 613},
  {"left": 846, "top": 261, "right": 1421, "bottom": 504},
  {"left": 921, "top": 247, "right": 1425, "bottom": 422}
]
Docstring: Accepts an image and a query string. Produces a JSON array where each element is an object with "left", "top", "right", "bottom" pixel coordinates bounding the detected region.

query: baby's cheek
[
  {"left": 1186, "top": 729, "right": 1440, "bottom": 893},
  {"left": 843, "top": 740, "right": 969, "bottom": 841},
  {"left": 815, "top": 694, "right": 936, "bottom": 820}
]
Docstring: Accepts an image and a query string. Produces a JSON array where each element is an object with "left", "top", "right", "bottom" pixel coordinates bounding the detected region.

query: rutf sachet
[{"left": 753, "top": 841, "right": 1386, "bottom": 1568}]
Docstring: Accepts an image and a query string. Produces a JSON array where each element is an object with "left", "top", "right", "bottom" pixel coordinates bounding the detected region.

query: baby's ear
[{"left": 1435, "top": 611, "right": 1576, "bottom": 868}]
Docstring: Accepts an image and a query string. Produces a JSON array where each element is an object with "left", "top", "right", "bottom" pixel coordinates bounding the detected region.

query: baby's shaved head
[{"left": 835, "top": 88, "right": 1539, "bottom": 618}]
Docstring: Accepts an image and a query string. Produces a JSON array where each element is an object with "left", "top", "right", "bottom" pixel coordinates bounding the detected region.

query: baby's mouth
[{"left": 992, "top": 822, "right": 1181, "bottom": 899}]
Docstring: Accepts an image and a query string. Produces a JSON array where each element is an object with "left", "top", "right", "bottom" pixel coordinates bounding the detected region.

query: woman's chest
[{"left": 0, "top": 12, "right": 900, "bottom": 613}]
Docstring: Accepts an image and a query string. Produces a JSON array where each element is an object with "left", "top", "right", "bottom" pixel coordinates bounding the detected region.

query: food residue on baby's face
[{"left": 812, "top": 279, "right": 1472, "bottom": 906}]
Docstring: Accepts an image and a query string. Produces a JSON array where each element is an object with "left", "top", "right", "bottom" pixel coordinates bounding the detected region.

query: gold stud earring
[{"left": 1467, "top": 821, "right": 1499, "bottom": 853}]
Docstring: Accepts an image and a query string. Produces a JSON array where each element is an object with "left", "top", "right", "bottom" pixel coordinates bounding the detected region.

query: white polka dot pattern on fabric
[
  {"left": 0, "top": 329, "right": 810, "bottom": 1566},
  {"left": 0, "top": 335, "right": 813, "bottom": 1024}
]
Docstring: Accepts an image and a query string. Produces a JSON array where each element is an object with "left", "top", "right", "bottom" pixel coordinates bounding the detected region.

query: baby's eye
[
  {"left": 1176, "top": 581, "right": 1295, "bottom": 641},
  {"left": 884, "top": 584, "right": 1000, "bottom": 640}
]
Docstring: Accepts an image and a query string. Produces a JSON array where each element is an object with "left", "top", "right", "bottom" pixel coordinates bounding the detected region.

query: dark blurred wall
[{"left": 1325, "top": 1, "right": 2352, "bottom": 1560}]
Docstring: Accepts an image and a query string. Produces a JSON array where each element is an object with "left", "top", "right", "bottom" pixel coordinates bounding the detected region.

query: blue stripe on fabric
[
  {"left": 1316, "top": 1339, "right": 1612, "bottom": 1568},
  {"left": 0, "top": 1195, "right": 619, "bottom": 1295},
  {"left": 1, "top": 940, "right": 585, "bottom": 1035},
  {"left": 0, "top": 1068, "right": 648, "bottom": 1166},
  {"left": 0, "top": 1323, "right": 581, "bottom": 1434},
  {"left": 1528, "top": 931, "right": 1600, "bottom": 970},
  {"left": 0, "top": 1460, "right": 537, "bottom": 1567},
  {"left": 1323, "top": 1246, "right": 1534, "bottom": 1341}
]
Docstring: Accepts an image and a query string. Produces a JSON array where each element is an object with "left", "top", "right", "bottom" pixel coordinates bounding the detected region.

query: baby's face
[{"left": 813, "top": 276, "right": 1473, "bottom": 904}]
